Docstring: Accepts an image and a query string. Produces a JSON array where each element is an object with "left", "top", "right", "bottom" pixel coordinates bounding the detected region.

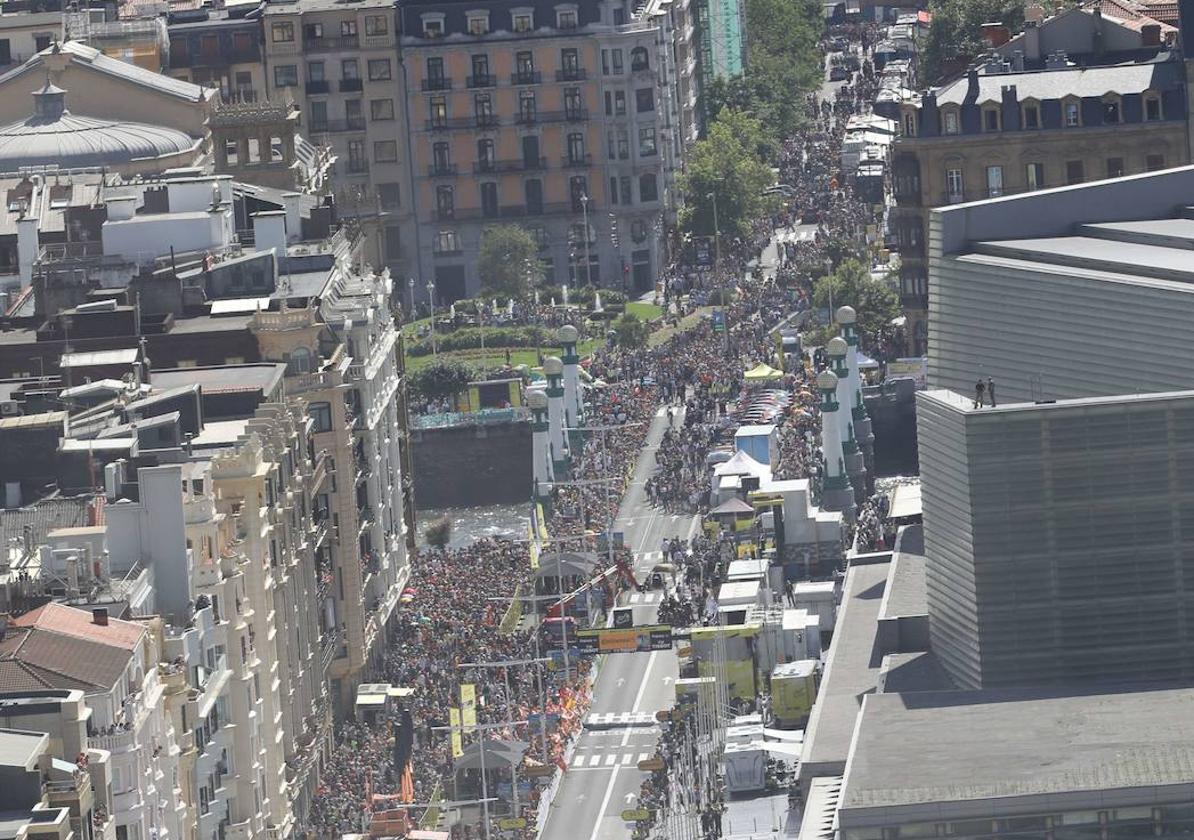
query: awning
[
  {"left": 744, "top": 363, "right": 783, "bottom": 381},
  {"left": 535, "top": 551, "right": 601, "bottom": 579},
  {"left": 708, "top": 497, "right": 756, "bottom": 517},
  {"left": 454, "top": 739, "right": 530, "bottom": 772},
  {"left": 888, "top": 482, "right": 922, "bottom": 520},
  {"left": 855, "top": 351, "right": 880, "bottom": 369}
]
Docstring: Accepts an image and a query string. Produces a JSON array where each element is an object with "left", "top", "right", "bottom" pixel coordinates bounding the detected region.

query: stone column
[
  {"left": 543, "top": 356, "right": 570, "bottom": 475},
  {"left": 837, "top": 305, "right": 875, "bottom": 494},
  {"left": 558, "top": 324, "right": 584, "bottom": 439},
  {"left": 828, "top": 337, "right": 866, "bottom": 506},
  {"left": 817, "top": 369, "right": 855, "bottom": 523},
  {"left": 528, "top": 389, "right": 554, "bottom": 502}
]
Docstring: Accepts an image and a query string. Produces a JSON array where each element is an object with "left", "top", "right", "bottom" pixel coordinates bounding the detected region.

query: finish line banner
[{"left": 576, "top": 625, "right": 673, "bottom": 655}]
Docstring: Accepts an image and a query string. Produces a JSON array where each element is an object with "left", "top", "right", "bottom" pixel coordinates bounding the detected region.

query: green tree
[
  {"left": 680, "top": 109, "right": 777, "bottom": 239},
  {"left": 612, "top": 312, "right": 650, "bottom": 349},
  {"left": 410, "top": 360, "right": 473, "bottom": 403},
  {"left": 423, "top": 515, "right": 452, "bottom": 549},
  {"left": 920, "top": 0, "right": 1025, "bottom": 84},
  {"left": 477, "top": 224, "right": 545, "bottom": 299},
  {"left": 812, "top": 259, "right": 900, "bottom": 345}
]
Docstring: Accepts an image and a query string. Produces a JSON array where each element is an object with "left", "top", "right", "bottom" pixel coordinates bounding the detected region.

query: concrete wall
[{"left": 411, "top": 421, "right": 532, "bottom": 508}]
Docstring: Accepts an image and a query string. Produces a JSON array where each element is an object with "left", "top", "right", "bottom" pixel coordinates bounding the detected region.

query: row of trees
[{"left": 678, "top": 0, "right": 824, "bottom": 239}]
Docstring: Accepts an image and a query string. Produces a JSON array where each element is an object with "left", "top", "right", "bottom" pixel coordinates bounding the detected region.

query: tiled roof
[
  {"left": 12, "top": 603, "right": 144, "bottom": 651},
  {"left": 0, "top": 41, "right": 209, "bottom": 103},
  {"left": 935, "top": 61, "right": 1177, "bottom": 106},
  {"left": 0, "top": 499, "right": 95, "bottom": 553},
  {"left": 0, "top": 627, "right": 132, "bottom": 692}
]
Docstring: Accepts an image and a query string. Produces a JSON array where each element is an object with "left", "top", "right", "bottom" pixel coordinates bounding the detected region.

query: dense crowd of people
[{"left": 306, "top": 20, "right": 897, "bottom": 840}]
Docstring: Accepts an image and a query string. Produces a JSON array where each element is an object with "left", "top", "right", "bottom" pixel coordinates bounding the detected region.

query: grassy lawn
[
  {"left": 648, "top": 306, "right": 714, "bottom": 347},
  {"left": 625, "top": 302, "right": 663, "bottom": 321},
  {"left": 405, "top": 337, "right": 603, "bottom": 373}
]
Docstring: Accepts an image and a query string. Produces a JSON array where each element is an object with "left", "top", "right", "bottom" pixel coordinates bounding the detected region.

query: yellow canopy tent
[{"left": 744, "top": 363, "right": 783, "bottom": 382}]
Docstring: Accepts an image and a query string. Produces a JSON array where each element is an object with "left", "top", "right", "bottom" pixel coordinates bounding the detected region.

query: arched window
[
  {"left": 630, "top": 47, "right": 649, "bottom": 71},
  {"left": 285, "top": 347, "right": 313, "bottom": 375},
  {"left": 639, "top": 173, "right": 658, "bottom": 202}
]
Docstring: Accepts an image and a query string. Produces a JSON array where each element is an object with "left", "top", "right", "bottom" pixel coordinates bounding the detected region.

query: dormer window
[
  {"left": 982, "top": 106, "right": 1000, "bottom": 132},
  {"left": 421, "top": 13, "right": 445, "bottom": 37},
  {"left": 512, "top": 8, "right": 534, "bottom": 31},
  {"left": 1064, "top": 98, "right": 1081, "bottom": 127},
  {"left": 942, "top": 108, "right": 959, "bottom": 135},
  {"left": 1102, "top": 95, "right": 1121, "bottom": 124},
  {"left": 467, "top": 11, "right": 489, "bottom": 35},
  {"left": 902, "top": 111, "right": 916, "bottom": 137},
  {"left": 1144, "top": 92, "right": 1162, "bottom": 121},
  {"left": 556, "top": 6, "right": 578, "bottom": 28},
  {"left": 1022, "top": 101, "right": 1040, "bottom": 129}
]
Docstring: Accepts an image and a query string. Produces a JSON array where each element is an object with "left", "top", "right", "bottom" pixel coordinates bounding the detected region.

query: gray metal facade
[{"left": 918, "top": 388, "right": 1194, "bottom": 689}]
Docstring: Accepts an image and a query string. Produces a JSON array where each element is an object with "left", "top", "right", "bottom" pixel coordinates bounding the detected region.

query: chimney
[
  {"left": 967, "top": 69, "right": 980, "bottom": 100},
  {"left": 104, "top": 195, "right": 137, "bottom": 222},
  {"left": 252, "top": 210, "right": 287, "bottom": 257},
  {"left": 281, "top": 192, "right": 304, "bottom": 243},
  {"left": 1142, "top": 23, "right": 1161, "bottom": 46},
  {"left": 1012, "top": 49, "right": 1025, "bottom": 71},
  {"left": 981, "top": 22, "right": 1011, "bottom": 47},
  {"left": 1024, "top": 20, "right": 1041, "bottom": 61},
  {"left": 91, "top": 607, "right": 109, "bottom": 626}
]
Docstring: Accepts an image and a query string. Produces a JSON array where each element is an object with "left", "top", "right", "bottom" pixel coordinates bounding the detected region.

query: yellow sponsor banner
[
  {"left": 449, "top": 708, "right": 463, "bottom": 758},
  {"left": 460, "top": 684, "right": 477, "bottom": 730},
  {"left": 529, "top": 523, "right": 540, "bottom": 570}
]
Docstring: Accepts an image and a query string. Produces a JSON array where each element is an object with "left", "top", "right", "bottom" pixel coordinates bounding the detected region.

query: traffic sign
[
  {"left": 621, "top": 809, "right": 652, "bottom": 822},
  {"left": 499, "top": 818, "right": 527, "bottom": 830},
  {"left": 637, "top": 756, "right": 665, "bottom": 772}
]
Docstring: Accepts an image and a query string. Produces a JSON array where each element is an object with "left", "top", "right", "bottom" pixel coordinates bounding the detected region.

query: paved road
[{"left": 540, "top": 404, "right": 698, "bottom": 840}]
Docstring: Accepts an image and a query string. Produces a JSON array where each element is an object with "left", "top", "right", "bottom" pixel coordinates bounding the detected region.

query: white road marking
[
  {"left": 621, "top": 754, "right": 634, "bottom": 765},
  {"left": 604, "top": 753, "right": 617, "bottom": 766},
  {"left": 638, "top": 753, "right": 650, "bottom": 763},
  {"left": 631, "top": 652, "right": 657, "bottom": 713},
  {"left": 587, "top": 766, "right": 621, "bottom": 840}
]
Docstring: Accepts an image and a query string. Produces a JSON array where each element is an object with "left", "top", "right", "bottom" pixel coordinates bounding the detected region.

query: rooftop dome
[
  {"left": 0, "top": 84, "right": 199, "bottom": 172},
  {"left": 835, "top": 305, "right": 857, "bottom": 325},
  {"left": 827, "top": 336, "right": 848, "bottom": 356},
  {"left": 817, "top": 370, "right": 839, "bottom": 390}
]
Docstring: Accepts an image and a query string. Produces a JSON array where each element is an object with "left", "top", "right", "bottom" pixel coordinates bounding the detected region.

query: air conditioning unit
[{"left": 0, "top": 400, "right": 20, "bottom": 417}]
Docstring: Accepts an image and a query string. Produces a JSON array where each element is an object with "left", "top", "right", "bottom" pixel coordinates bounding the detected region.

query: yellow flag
[
  {"left": 449, "top": 708, "right": 463, "bottom": 758},
  {"left": 460, "top": 683, "right": 477, "bottom": 730}
]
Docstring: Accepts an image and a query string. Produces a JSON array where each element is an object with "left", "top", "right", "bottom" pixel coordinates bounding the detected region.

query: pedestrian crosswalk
[
  {"left": 585, "top": 712, "right": 658, "bottom": 729},
  {"left": 626, "top": 591, "right": 659, "bottom": 605},
  {"left": 639, "top": 550, "right": 663, "bottom": 563},
  {"left": 569, "top": 751, "right": 654, "bottom": 770}
]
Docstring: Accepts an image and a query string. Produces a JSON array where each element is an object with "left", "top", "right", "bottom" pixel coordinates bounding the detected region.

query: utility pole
[
  {"left": 426, "top": 279, "right": 437, "bottom": 356},
  {"left": 581, "top": 193, "right": 593, "bottom": 287}
]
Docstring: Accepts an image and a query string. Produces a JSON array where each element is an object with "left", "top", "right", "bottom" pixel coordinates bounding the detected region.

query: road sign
[
  {"left": 621, "top": 809, "right": 652, "bottom": 822},
  {"left": 637, "top": 756, "right": 665, "bottom": 772},
  {"left": 612, "top": 608, "right": 634, "bottom": 629},
  {"left": 711, "top": 310, "right": 726, "bottom": 332},
  {"left": 498, "top": 818, "right": 527, "bottom": 830},
  {"left": 576, "top": 625, "right": 672, "bottom": 655}
]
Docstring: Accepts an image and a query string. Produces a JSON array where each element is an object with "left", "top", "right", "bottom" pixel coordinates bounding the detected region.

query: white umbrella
[
  {"left": 594, "top": 291, "right": 603, "bottom": 312},
  {"left": 562, "top": 284, "right": 569, "bottom": 306}
]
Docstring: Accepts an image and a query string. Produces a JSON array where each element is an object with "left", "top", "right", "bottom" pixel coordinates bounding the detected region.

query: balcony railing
[
  {"left": 474, "top": 157, "right": 545, "bottom": 173},
  {"left": 476, "top": 114, "right": 499, "bottom": 129},
  {"left": 422, "top": 77, "right": 453, "bottom": 91},
  {"left": 340, "top": 78, "right": 363, "bottom": 92},
  {"left": 321, "top": 626, "right": 344, "bottom": 671},
  {"left": 562, "top": 153, "right": 592, "bottom": 167},
  {"left": 426, "top": 116, "right": 499, "bottom": 131},
  {"left": 305, "top": 35, "right": 359, "bottom": 52},
  {"left": 467, "top": 74, "right": 496, "bottom": 88},
  {"left": 511, "top": 71, "right": 541, "bottom": 85},
  {"left": 306, "top": 80, "right": 330, "bottom": 95},
  {"left": 428, "top": 163, "right": 458, "bottom": 176},
  {"left": 556, "top": 68, "right": 587, "bottom": 81}
]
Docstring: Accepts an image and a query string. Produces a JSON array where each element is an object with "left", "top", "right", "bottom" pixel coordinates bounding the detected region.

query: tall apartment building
[
  {"left": 262, "top": 0, "right": 413, "bottom": 277},
  {"left": 166, "top": 6, "right": 267, "bottom": 102},
  {"left": 252, "top": 263, "right": 411, "bottom": 710},
  {"left": 886, "top": 5, "right": 1188, "bottom": 355},
  {"left": 399, "top": 0, "right": 675, "bottom": 300}
]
